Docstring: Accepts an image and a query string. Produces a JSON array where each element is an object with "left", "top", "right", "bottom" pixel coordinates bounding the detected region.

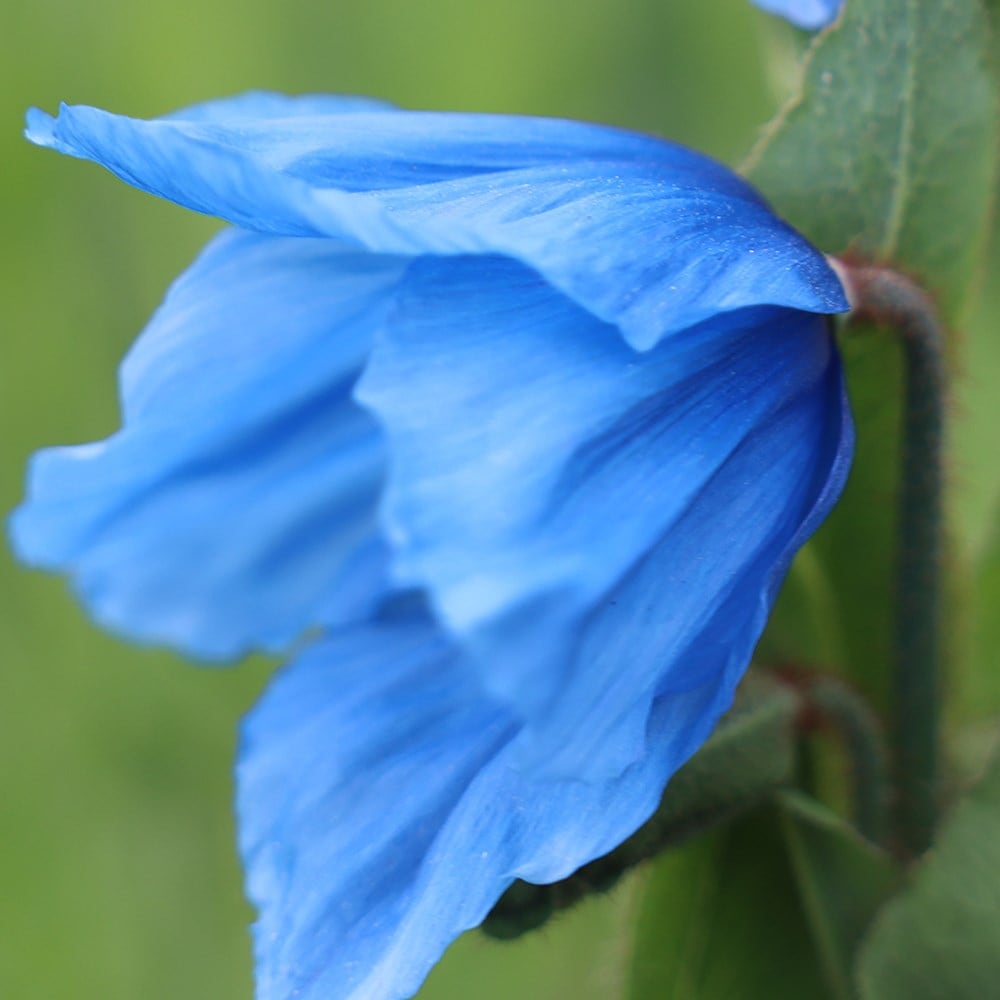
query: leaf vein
[{"left": 880, "top": 0, "right": 918, "bottom": 259}]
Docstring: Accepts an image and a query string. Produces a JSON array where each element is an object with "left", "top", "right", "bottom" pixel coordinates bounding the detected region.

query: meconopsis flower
[
  {"left": 12, "top": 93, "right": 853, "bottom": 1000},
  {"left": 749, "top": 0, "right": 843, "bottom": 29}
]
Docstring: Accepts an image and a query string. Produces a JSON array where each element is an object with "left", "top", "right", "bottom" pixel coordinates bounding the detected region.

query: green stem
[
  {"left": 808, "top": 676, "right": 890, "bottom": 845},
  {"left": 775, "top": 666, "right": 890, "bottom": 844},
  {"left": 842, "top": 263, "right": 946, "bottom": 857}
]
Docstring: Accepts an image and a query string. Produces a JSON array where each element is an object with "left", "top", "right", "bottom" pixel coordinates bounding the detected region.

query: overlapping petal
[
  {"left": 25, "top": 98, "right": 847, "bottom": 351},
  {"left": 750, "top": 0, "right": 843, "bottom": 29},
  {"left": 16, "top": 91, "right": 858, "bottom": 1000},
  {"left": 357, "top": 256, "right": 852, "bottom": 777},
  {"left": 11, "top": 229, "right": 407, "bottom": 658},
  {"left": 238, "top": 609, "right": 718, "bottom": 1000}
]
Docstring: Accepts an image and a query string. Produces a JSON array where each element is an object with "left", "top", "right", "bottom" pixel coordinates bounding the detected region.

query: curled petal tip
[{"left": 24, "top": 106, "right": 57, "bottom": 146}]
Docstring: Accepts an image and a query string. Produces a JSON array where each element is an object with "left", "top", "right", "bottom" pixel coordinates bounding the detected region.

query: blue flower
[
  {"left": 12, "top": 93, "right": 853, "bottom": 1000},
  {"left": 750, "top": 0, "right": 843, "bottom": 29}
]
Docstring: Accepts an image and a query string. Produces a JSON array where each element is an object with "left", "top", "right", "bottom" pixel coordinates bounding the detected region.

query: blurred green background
[{"left": 1, "top": 2, "right": 996, "bottom": 998}]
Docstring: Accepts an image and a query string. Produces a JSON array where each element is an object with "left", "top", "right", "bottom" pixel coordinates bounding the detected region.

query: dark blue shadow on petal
[
  {"left": 356, "top": 256, "right": 853, "bottom": 781},
  {"left": 238, "top": 608, "right": 711, "bottom": 1000}
]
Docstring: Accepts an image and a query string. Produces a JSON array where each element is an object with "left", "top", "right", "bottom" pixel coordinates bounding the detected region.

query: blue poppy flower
[
  {"left": 750, "top": 0, "right": 843, "bottom": 29},
  {"left": 12, "top": 93, "right": 852, "bottom": 1000}
]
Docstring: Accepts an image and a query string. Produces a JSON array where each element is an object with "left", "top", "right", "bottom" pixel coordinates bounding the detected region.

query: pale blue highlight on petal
[
  {"left": 357, "top": 256, "right": 853, "bottom": 779},
  {"left": 25, "top": 99, "right": 847, "bottom": 351},
  {"left": 11, "top": 229, "right": 407, "bottom": 658},
  {"left": 238, "top": 611, "right": 719, "bottom": 1000}
]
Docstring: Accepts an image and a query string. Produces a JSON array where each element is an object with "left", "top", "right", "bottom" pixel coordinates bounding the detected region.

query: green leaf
[
  {"left": 751, "top": 0, "right": 998, "bottom": 710},
  {"left": 972, "top": 513, "right": 1000, "bottom": 706},
  {"left": 745, "top": 0, "right": 998, "bottom": 316},
  {"left": 756, "top": 543, "right": 848, "bottom": 669},
  {"left": 949, "top": 505, "right": 1000, "bottom": 731},
  {"left": 761, "top": 327, "right": 902, "bottom": 709},
  {"left": 483, "top": 673, "right": 798, "bottom": 939},
  {"left": 646, "top": 672, "right": 799, "bottom": 834},
  {"left": 627, "top": 793, "right": 898, "bottom": 1000},
  {"left": 953, "top": 251, "right": 1000, "bottom": 553},
  {"left": 628, "top": 807, "right": 832, "bottom": 1000},
  {"left": 778, "top": 792, "right": 898, "bottom": 1000},
  {"left": 856, "top": 744, "right": 1000, "bottom": 999},
  {"left": 950, "top": 503, "right": 1000, "bottom": 775}
]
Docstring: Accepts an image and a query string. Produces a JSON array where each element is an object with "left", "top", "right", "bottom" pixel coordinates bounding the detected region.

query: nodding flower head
[{"left": 13, "top": 93, "right": 852, "bottom": 1000}]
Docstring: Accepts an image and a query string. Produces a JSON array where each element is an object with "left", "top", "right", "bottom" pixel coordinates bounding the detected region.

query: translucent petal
[
  {"left": 238, "top": 612, "right": 708, "bottom": 1000},
  {"left": 357, "top": 257, "right": 853, "bottom": 778},
  {"left": 162, "top": 91, "right": 394, "bottom": 122},
  {"left": 26, "top": 98, "right": 846, "bottom": 350},
  {"left": 10, "top": 230, "right": 407, "bottom": 658}
]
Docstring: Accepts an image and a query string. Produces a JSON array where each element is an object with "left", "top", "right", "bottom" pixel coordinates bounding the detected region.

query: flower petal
[
  {"left": 161, "top": 91, "right": 394, "bottom": 122},
  {"left": 356, "top": 257, "right": 853, "bottom": 778},
  {"left": 26, "top": 97, "right": 847, "bottom": 350},
  {"left": 238, "top": 611, "right": 711, "bottom": 1000},
  {"left": 749, "top": 0, "right": 842, "bottom": 29},
  {"left": 10, "top": 229, "right": 407, "bottom": 659}
]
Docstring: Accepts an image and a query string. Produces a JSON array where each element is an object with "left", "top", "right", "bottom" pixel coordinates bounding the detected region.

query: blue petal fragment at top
[
  {"left": 749, "top": 0, "right": 843, "bottom": 30},
  {"left": 238, "top": 609, "right": 727, "bottom": 1000},
  {"left": 25, "top": 97, "right": 847, "bottom": 351},
  {"left": 10, "top": 229, "right": 407, "bottom": 659},
  {"left": 356, "top": 256, "right": 853, "bottom": 780}
]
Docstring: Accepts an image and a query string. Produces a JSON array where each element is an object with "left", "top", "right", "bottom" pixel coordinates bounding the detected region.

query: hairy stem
[
  {"left": 776, "top": 666, "right": 890, "bottom": 845},
  {"left": 841, "top": 262, "right": 946, "bottom": 857},
  {"left": 809, "top": 676, "right": 891, "bottom": 844}
]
